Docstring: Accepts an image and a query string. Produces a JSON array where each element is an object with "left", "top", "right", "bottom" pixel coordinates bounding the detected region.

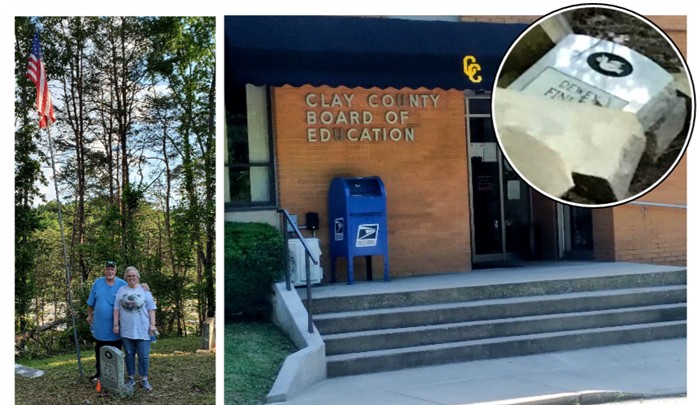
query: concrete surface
[
  {"left": 272, "top": 338, "right": 686, "bottom": 405},
  {"left": 268, "top": 282, "right": 326, "bottom": 403},
  {"left": 600, "top": 399, "right": 687, "bottom": 405},
  {"left": 308, "top": 261, "right": 684, "bottom": 299}
]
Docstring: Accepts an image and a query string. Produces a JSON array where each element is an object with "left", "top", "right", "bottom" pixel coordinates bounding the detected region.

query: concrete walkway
[{"left": 274, "top": 338, "right": 686, "bottom": 405}]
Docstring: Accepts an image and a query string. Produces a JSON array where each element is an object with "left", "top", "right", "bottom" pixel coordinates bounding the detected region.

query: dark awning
[{"left": 225, "top": 16, "right": 527, "bottom": 94}]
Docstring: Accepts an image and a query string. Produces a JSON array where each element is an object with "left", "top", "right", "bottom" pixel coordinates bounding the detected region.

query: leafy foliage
[{"left": 225, "top": 222, "right": 285, "bottom": 320}]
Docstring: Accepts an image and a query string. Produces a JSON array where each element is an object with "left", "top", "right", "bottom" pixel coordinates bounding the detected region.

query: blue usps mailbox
[{"left": 328, "top": 176, "right": 389, "bottom": 284}]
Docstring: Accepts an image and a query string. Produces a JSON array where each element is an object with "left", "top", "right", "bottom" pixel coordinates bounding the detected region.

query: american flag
[{"left": 26, "top": 32, "right": 56, "bottom": 128}]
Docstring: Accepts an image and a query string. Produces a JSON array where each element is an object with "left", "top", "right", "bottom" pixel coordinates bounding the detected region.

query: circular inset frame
[{"left": 492, "top": 3, "right": 695, "bottom": 208}]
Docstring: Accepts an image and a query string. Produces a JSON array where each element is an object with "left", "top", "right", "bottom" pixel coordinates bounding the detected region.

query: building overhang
[{"left": 225, "top": 15, "right": 527, "bottom": 98}]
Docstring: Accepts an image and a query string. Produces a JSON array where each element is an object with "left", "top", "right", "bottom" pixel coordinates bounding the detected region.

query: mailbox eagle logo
[
  {"left": 356, "top": 224, "right": 379, "bottom": 247},
  {"left": 334, "top": 218, "right": 344, "bottom": 241},
  {"left": 587, "top": 52, "right": 633, "bottom": 77}
]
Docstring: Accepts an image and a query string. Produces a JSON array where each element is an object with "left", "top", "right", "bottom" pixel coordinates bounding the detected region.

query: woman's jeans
[{"left": 122, "top": 338, "right": 151, "bottom": 378}]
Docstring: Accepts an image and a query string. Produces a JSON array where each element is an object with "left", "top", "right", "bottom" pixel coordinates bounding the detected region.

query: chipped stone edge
[
  {"left": 539, "top": 14, "right": 574, "bottom": 44},
  {"left": 266, "top": 282, "right": 326, "bottom": 403},
  {"left": 495, "top": 88, "right": 646, "bottom": 202}
]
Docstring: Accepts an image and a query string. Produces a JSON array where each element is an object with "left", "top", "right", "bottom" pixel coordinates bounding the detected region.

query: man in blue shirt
[{"left": 86, "top": 260, "right": 126, "bottom": 381}]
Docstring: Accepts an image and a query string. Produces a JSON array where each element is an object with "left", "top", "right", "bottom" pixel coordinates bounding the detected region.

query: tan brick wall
[
  {"left": 647, "top": 16, "right": 687, "bottom": 57},
  {"left": 641, "top": 156, "right": 687, "bottom": 205},
  {"left": 634, "top": 13, "right": 686, "bottom": 60},
  {"left": 612, "top": 205, "right": 687, "bottom": 266},
  {"left": 273, "top": 86, "right": 471, "bottom": 281},
  {"left": 462, "top": 16, "right": 538, "bottom": 24},
  {"left": 610, "top": 155, "right": 687, "bottom": 268},
  {"left": 467, "top": 15, "right": 687, "bottom": 58}
]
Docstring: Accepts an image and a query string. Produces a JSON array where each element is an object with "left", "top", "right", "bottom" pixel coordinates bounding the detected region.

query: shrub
[{"left": 225, "top": 222, "right": 284, "bottom": 321}]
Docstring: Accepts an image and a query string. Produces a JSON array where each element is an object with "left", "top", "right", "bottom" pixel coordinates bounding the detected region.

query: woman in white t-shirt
[{"left": 113, "top": 266, "right": 157, "bottom": 392}]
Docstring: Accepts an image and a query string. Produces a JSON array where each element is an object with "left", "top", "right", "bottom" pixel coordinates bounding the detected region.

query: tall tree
[
  {"left": 95, "top": 17, "right": 150, "bottom": 263},
  {"left": 43, "top": 17, "right": 102, "bottom": 283},
  {"left": 146, "top": 17, "right": 216, "bottom": 326}
]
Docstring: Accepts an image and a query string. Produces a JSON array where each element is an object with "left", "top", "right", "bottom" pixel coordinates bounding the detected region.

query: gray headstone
[
  {"left": 508, "top": 34, "right": 687, "bottom": 160},
  {"left": 100, "top": 346, "right": 132, "bottom": 396},
  {"left": 202, "top": 317, "right": 215, "bottom": 351},
  {"left": 500, "top": 33, "right": 687, "bottom": 200},
  {"left": 509, "top": 34, "right": 675, "bottom": 122}
]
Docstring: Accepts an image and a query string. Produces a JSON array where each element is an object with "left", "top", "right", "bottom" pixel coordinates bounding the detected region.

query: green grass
[
  {"left": 225, "top": 321, "right": 296, "bottom": 405},
  {"left": 15, "top": 335, "right": 215, "bottom": 404}
]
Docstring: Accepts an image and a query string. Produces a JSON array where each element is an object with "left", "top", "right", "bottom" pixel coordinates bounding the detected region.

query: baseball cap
[{"left": 106, "top": 260, "right": 117, "bottom": 267}]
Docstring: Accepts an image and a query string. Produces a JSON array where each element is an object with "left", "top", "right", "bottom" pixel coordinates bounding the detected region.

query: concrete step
[
  {"left": 310, "top": 269, "right": 687, "bottom": 315},
  {"left": 314, "top": 285, "right": 686, "bottom": 334},
  {"left": 326, "top": 320, "right": 687, "bottom": 377},
  {"left": 324, "top": 303, "right": 686, "bottom": 355}
]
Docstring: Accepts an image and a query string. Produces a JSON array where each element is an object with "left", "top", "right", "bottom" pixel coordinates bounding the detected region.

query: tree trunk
[
  {"left": 204, "top": 71, "right": 216, "bottom": 318},
  {"left": 15, "top": 317, "right": 68, "bottom": 349}
]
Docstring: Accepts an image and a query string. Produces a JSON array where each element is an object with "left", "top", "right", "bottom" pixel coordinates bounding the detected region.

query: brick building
[{"left": 225, "top": 15, "right": 687, "bottom": 283}]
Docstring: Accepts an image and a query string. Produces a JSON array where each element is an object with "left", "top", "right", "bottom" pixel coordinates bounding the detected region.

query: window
[{"left": 225, "top": 84, "right": 275, "bottom": 208}]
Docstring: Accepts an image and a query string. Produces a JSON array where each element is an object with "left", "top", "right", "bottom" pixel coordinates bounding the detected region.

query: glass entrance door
[
  {"left": 557, "top": 205, "right": 594, "bottom": 259},
  {"left": 467, "top": 95, "right": 531, "bottom": 263}
]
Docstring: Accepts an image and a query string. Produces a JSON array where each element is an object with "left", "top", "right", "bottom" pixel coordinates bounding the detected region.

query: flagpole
[
  {"left": 45, "top": 123, "right": 84, "bottom": 377},
  {"left": 28, "top": 29, "right": 82, "bottom": 376}
]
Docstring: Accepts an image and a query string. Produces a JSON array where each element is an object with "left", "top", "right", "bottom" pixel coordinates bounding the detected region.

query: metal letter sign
[
  {"left": 463, "top": 55, "right": 482, "bottom": 83},
  {"left": 334, "top": 218, "right": 344, "bottom": 241},
  {"left": 356, "top": 224, "right": 379, "bottom": 247}
]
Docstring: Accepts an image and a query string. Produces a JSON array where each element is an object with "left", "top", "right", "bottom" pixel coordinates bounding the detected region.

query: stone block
[
  {"left": 497, "top": 125, "right": 575, "bottom": 198},
  {"left": 14, "top": 364, "right": 44, "bottom": 378},
  {"left": 494, "top": 88, "right": 645, "bottom": 202},
  {"left": 507, "top": 34, "right": 687, "bottom": 161},
  {"left": 648, "top": 91, "right": 687, "bottom": 160},
  {"left": 202, "top": 317, "right": 215, "bottom": 351}
]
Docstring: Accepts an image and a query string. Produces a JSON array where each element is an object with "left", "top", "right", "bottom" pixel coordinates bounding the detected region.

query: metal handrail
[
  {"left": 278, "top": 208, "right": 318, "bottom": 334},
  {"left": 627, "top": 201, "right": 687, "bottom": 209},
  {"left": 279, "top": 210, "right": 319, "bottom": 267}
]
